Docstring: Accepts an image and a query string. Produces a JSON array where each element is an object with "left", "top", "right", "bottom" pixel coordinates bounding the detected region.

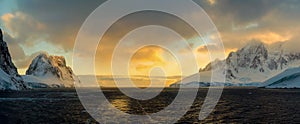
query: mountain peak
[
  {"left": 0, "top": 29, "right": 19, "bottom": 76},
  {"left": 37, "top": 52, "right": 49, "bottom": 58},
  {"left": 26, "top": 53, "right": 75, "bottom": 87},
  {"left": 0, "top": 28, "right": 27, "bottom": 90},
  {"left": 200, "top": 39, "right": 300, "bottom": 83},
  {"left": 238, "top": 40, "right": 268, "bottom": 59},
  {"left": 240, "top": 40, "right": 266, "bottom": 52},
  {"left": 0, "top": 28, "right": 3, "bottom": 40}
]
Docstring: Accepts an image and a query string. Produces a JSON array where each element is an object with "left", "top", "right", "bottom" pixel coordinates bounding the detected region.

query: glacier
[{"left": 263, "top": 67, "right": 300, "bottom": 88}]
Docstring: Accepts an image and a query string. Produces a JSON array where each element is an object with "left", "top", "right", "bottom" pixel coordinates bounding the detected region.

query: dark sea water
[{"left": 0, "top": 88, "right": 299, "bottom": 124}]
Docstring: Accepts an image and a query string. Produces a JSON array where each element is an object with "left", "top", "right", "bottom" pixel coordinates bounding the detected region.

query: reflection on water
[
  {"left": 103, "top": 88, "right": 178, "bottom": 115},
  {"left": 0, "top": 88, "right": 299, "bottom": 123},
  {"left": 110, "top": 97, "right": 130, "bottom": 112}
]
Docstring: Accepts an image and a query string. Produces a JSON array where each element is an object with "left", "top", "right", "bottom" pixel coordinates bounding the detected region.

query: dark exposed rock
[{"left": 0, "top": 28, "right": 27, "bottom": 90}]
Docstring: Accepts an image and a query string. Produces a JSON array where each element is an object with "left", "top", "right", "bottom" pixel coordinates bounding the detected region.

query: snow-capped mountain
[
  {"left": 0, "top": 29, "right": 27, "bottom": 90},
  {"left": 200, "top": 40, "right": 300, "bottom": 84},
  {"left": 263, "top": 67, "right": 300, "bottom": 88},
  {"left": 23, "top": 53, "right": 76, "bottom": 88}
]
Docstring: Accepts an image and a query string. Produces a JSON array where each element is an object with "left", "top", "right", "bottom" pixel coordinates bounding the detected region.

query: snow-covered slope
[
  {"left": 200, "top": 40, "right": 300, "bottom": 84},
  {"left": 24, "top": 53, "right": 76, "bottom": 88},
  {"left": 263, "top": 67, "right": 300, "bottom": 88},
  {"left": 170, "top": 40, "right": 300, "bottom": 88},
  {"left": 0, "top": 69, "right": 19, "bottom": 90},
  {"left": 169, "top": 71, "right": 263, "bottom": 88},
  {"left": 0, "top": 29, "right": 27, "bottom": 90}
]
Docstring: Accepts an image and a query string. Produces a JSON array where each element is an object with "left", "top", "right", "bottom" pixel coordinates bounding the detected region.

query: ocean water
[{"left": 0, "top": 88, "right": 299, "bottom": 123}]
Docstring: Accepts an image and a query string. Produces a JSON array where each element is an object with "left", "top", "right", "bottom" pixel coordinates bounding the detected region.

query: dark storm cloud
[
  {"left": 213, "top": 0, "right": 277, "bottom": 24},
  {"left": 9, "top": 0, "right": 300, "bottom": 51},
  {"left": 15, "top": 0, "right": 106, "bottom": 51},
  {"left": 193, "top": 0, "right": 300, "bottom": 49},
  {"left": 195, "top": 0, "right": 282, "bottom": 24},
  {"left": 1, "top": 0, "right": 104, "bottom": 70}
]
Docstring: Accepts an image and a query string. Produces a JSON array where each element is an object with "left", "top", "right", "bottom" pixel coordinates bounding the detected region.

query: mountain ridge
[
  {"left": 0, "top": 28, "right": 27, "bottom": 90},
  {"left": 199, "top": 40, "right": 300, "bottom": 83}
]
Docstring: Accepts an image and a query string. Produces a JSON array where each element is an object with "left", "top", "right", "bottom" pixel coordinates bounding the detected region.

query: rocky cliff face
[
  {"left": 0, "top": 29, "right": 27, "bottom": 90},
  {"left": 200, "top": 41, "right": 300, "bottom": 83},
  {"left": 25, "top": 53, "right": 75, "bottom": 87}
]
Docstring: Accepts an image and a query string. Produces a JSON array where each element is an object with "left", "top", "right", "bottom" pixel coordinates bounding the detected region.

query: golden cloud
[
  {"left": 1, "top": 13, "right": 14, "bottom": 23},
  {"left": 207, "top": 0, "right": 217, "bottom": 5},
  {"left": 129, "top": 46, "right": 171, "bottom": 75},
  {"left": 248, "top": 32, "right": 292, "bottom": 44}
]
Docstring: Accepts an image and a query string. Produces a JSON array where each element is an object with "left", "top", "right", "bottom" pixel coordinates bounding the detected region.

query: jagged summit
[
  {"left": 0, "top": 29, "right": 18, "bottom": 75},
  {"left": 239, "top": 40, "right": 268, "bottom": 58},
  {"left": 26, "top": 53, "right": 66, "bottom": 76},
  {"left": 200, "top": 40, "right": 300, "bottom": 83},
  {"left": 24, "top": 52, "right": 75, "bottom": 87},
  {"left": 0, "top": 28, "right": 27, "bottom": 90},
  {"left": 0, "top": 28, "right": 3, "bottom": 39}
]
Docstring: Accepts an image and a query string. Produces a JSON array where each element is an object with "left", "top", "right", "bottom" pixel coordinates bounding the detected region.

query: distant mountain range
[
  {"left": 0, "top": 28, "right": 76, "bottom": 90},
  {"left": 1, "top": 27, "right": 299, "bottom": 90},
  {"left": 172, "top": 40, "right": 300, "bottom": 88}
]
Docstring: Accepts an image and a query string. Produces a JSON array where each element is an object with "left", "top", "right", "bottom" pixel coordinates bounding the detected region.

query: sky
[{"left": 0, "top": 0, "right": 300, "bottom": 76}]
